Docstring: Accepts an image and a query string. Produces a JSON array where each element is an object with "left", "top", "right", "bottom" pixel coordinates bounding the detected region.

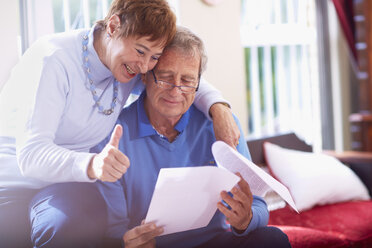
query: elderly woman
[{"left": 0, "top": 0, "right": 239, "bottom": 247}]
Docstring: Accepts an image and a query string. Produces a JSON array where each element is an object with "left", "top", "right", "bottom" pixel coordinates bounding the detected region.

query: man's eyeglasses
[{"left": 151, "top": 70, "right": 199, "bottom": 94}]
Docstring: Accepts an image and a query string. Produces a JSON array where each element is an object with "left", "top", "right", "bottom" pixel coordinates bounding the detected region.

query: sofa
[{"left": 246, "top": 133, "right": 372, "bottom": 248}]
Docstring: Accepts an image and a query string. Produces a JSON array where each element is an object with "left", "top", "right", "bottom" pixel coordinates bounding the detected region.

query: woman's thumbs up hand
[{"left": 88, "top": 124, "right": 130, "bottom": 182}]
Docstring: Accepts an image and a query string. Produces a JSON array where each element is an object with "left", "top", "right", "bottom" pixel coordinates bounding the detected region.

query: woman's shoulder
[
  {"left": 26, "top": 29, "right": 86, "bottom": 65},
  {"left": 41, "top": 29, "right": 84, "bottom": 46}
]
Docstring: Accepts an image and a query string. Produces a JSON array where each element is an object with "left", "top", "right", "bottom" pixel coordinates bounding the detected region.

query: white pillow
[{"left": 263, "top": 142, "right": 370, "bottom": 212}]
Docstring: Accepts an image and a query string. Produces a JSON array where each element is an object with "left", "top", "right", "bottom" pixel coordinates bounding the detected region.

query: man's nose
[{"left": 168, "top": 83, "right": 183, "bottom": 96}]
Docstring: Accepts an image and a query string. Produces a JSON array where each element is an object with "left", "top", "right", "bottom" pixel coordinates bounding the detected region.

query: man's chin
[{"left": 159, "top": 110, "right": 183, "bottom": 119}]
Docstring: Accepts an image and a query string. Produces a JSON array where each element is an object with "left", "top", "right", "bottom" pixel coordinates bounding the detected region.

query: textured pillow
[{"left": 263, "top": 142, "right": 370, "bottom": 212}]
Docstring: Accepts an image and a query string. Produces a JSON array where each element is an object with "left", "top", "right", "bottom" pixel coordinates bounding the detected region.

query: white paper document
[
  {"left": 212, "top": 141, "right": 298, "bottom": 212},
  {"left": 145, "top": 166, "right": 240, "bottom": 236},
  {"left": 145, "top": 141, "right": 298, "bottom": 236}
]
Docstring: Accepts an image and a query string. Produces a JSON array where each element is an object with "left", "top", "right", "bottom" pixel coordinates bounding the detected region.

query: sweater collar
[{"left": 85, "top": 24, "right": 113, "bottom": 85}]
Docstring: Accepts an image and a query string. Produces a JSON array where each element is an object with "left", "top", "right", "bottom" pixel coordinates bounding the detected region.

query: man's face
[{"left": 143, "top": 48, "right": 200, "bottom": 122}]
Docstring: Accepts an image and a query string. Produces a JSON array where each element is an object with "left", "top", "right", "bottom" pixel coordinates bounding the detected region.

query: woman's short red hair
[{"left": 97, "top": 0, "right": 177, "bottom": 48}]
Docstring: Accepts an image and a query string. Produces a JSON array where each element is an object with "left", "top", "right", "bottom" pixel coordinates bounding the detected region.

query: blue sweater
[{"left": 93, "top": 92, "right": 269, "bottom": 248}]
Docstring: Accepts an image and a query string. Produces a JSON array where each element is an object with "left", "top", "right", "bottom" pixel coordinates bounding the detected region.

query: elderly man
[{"left": 94, "top": 26, "right": 291, "bottom": 248}]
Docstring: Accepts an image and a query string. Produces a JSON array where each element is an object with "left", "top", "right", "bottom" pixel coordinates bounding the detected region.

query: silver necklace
[{"left": 82, "top": 32, "right": 118, "bottom": 115}]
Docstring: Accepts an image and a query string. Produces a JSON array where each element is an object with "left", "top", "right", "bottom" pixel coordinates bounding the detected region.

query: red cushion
[
  {"left": 270, "top": 225, "right": 349, "bottom": 248},
  {"left": 269, "top": 200, "right": 372, "bottom": 245}
]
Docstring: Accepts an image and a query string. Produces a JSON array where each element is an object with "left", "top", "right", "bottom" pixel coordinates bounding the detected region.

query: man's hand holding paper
[
  {"left": 218, "top": 173, "right": 253, "bottom": 232},
  {"left": 123, "top": 221, "right": 163, "bottom": 248},
  {"left": 212, "top": 141, "right": 298, "bottom": 213}
]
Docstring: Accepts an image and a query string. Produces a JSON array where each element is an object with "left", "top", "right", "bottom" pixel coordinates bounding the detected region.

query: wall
[
  {"left": 328, "top": 1, "right": 352, "bottom": 151},
  {"left": 0, "top": 1, "right": 20, "bottom": 91},
  {"left": 178, "top": 0, "right": 249, "bottom": 134}
]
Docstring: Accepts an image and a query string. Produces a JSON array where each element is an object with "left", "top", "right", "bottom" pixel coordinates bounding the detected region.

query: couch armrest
[
  {"left": 323, "top": 150, "right": 372, "bottom": 196},
  {"left": 323, "top": 150, "right": 372, "bottom": 164}
]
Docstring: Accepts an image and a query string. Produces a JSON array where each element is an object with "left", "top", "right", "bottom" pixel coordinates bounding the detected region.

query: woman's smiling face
[{"left": 105, "top": 35, "right": 165, "bottom": 83}]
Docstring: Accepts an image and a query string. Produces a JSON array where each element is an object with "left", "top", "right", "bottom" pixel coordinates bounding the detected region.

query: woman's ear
[{"left": 107, "top": 14, "right": 121, "bottom": 37}]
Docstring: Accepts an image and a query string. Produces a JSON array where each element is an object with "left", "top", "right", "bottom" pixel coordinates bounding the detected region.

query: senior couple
[
  {"left": 57, "top": 27, "right": 289, "bottom": 247},
  {"left": 0, "top": 1, "right": 291, "bottom": 247}
]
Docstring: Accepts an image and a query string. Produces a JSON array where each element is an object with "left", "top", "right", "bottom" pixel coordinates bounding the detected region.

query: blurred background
[{"left": 1, "top": 0, "right": 370, "bottom": 153}]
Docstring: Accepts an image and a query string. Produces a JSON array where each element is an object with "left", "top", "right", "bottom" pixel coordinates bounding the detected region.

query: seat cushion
[
  {"left": 270, "top": 225, "right": 349, "bottom": 248},
  {"left": 269, "top": 201, "right": 372, "bottom": 245}
]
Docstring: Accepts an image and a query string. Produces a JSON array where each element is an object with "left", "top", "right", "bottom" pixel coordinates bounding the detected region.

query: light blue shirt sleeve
[
  {"left": 234, "top": 114, "right": 251, "bottom": 161},
  {"left": 231, "top": 115, "right": 269, "bottom": 236},
  {"left": 96, "top": 179, "right": 130, "bottom": 239}
]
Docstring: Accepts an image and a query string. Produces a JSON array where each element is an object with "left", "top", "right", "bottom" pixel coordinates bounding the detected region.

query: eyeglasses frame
[{"left": 150, "top": 70, "right": 200, "bottom": 94}]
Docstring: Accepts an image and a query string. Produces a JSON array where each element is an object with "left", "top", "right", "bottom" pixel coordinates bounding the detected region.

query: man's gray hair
[{"left": 163, "top": 26, "right": 207, "bottom": 77}]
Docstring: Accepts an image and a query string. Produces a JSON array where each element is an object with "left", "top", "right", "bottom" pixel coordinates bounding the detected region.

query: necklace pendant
[
  {"left": 83, "top": 31, "right": 118, "bottom": 116},
  {"left": 103, "top": 109, "right": 113, "bottom": 115}
]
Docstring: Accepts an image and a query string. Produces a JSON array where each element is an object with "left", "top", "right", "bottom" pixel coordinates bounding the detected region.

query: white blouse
[{"left": 0, "top": 26, "right": 227, "bottom": 189}]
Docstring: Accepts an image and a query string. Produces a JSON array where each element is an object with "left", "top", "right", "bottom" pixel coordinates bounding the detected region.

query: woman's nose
[{"left": 138, "top": 57, "right": 150, "bottom": 73}]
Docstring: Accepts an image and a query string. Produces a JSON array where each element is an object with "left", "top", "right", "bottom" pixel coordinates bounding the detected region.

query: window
[
  {"left": 241, "top": 0, "right": 321, "bottom": 148},
  {"left": 19, "top": 0, "right": 113, "bottom": 52}
]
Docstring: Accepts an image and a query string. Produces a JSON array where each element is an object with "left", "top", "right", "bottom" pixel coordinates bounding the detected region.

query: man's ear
[{"left": 107, "top": 14, "right": 121, "bottom": 36}]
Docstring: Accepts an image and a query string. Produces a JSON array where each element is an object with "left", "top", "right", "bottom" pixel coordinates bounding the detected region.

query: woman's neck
[{"left": 93, "top": 27, "right": 108, "bottom": 67}]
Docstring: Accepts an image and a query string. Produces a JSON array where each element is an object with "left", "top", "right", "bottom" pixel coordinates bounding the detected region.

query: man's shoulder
[
  {"left": 190, "top": 104, "right": 210, "bottom": 123},
  {"left": 187, "top": 105, "right": 213, "bottom": 131},
  {"left": 117, "top": 99, "right": 139, "bottom": 126}
]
